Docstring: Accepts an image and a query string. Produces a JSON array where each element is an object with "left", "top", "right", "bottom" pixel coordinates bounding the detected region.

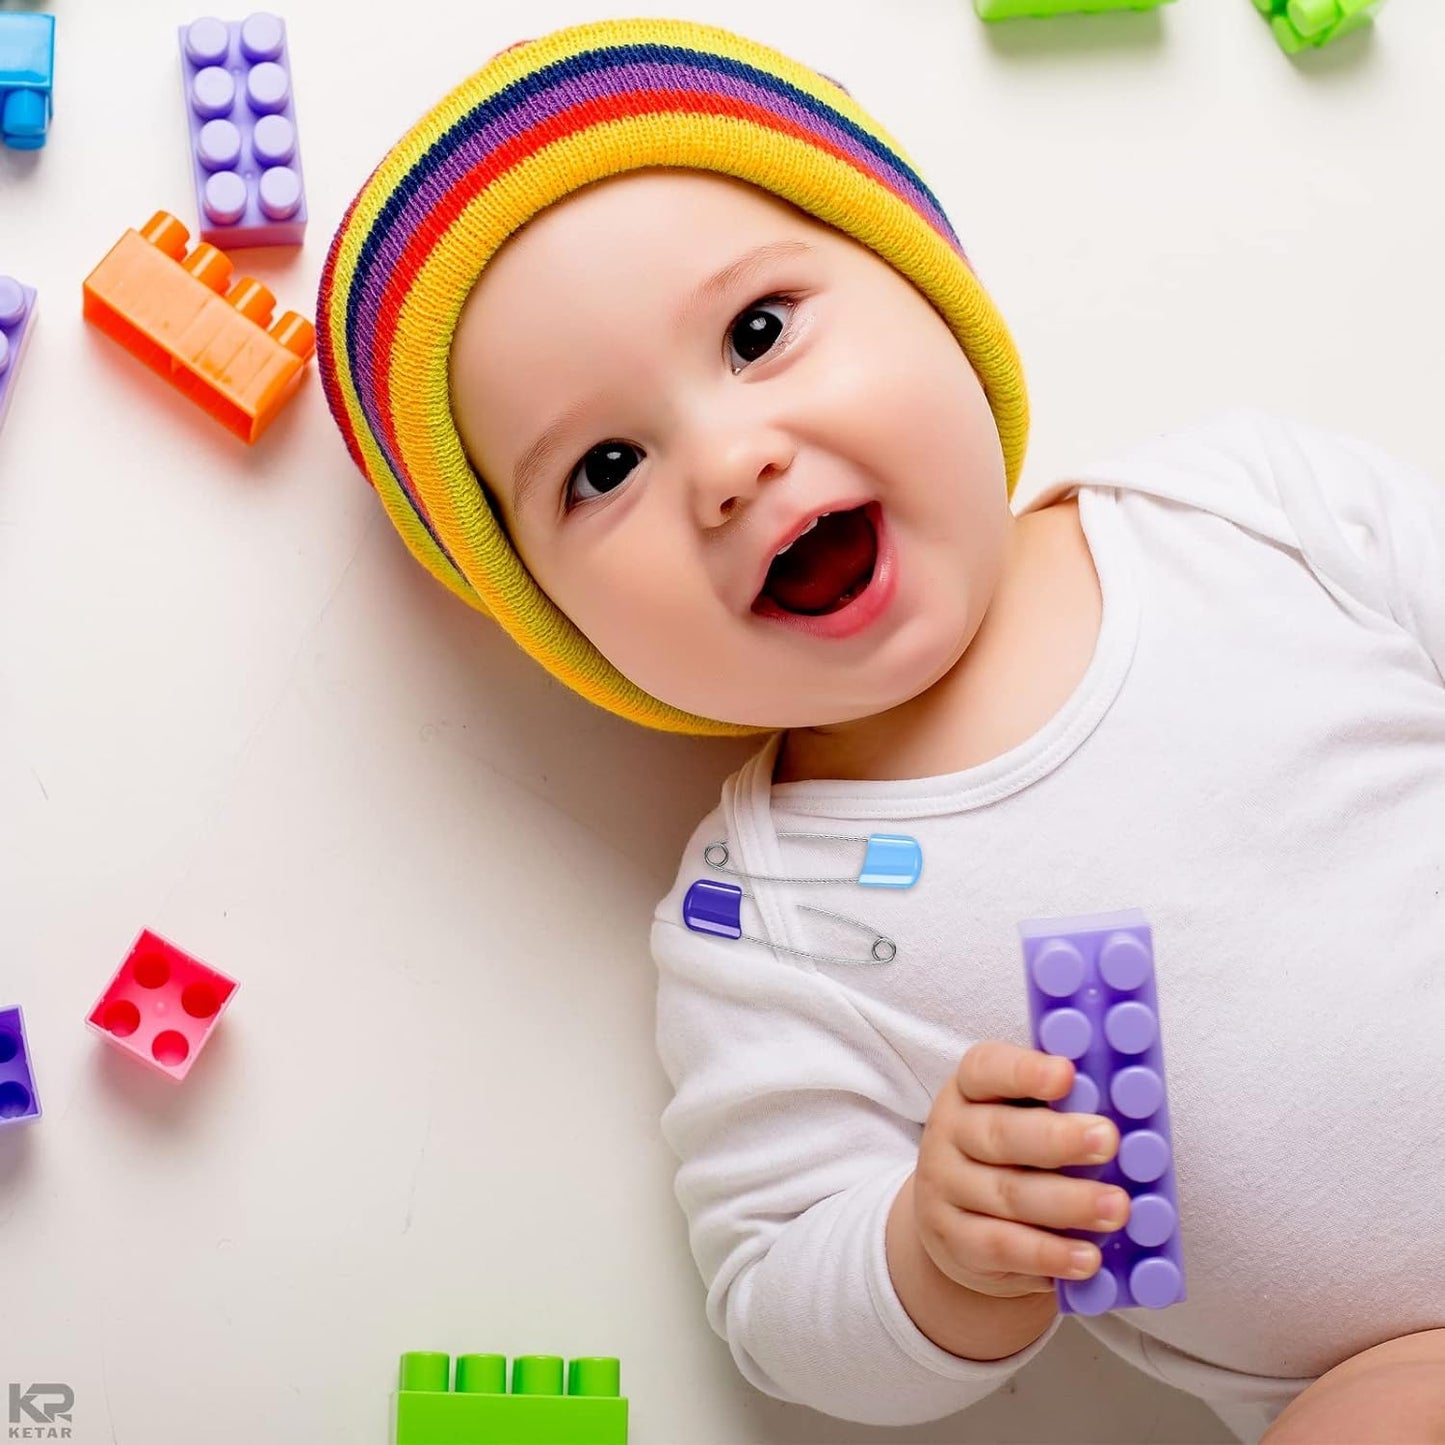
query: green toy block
[
  {"left": 975, "top": 0, "right": 1174, "bottom": 18},
  {"left": 1251, "top": 0, "right": 1386, "bottom": 54},
  {"left": 394, "top": 1352, "right": 628, "bottom": 1445}
]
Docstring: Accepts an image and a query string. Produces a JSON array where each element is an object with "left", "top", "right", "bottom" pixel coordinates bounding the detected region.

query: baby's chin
[
  {"left": 633, "top": 675, "right": 941, "bottom": 734},
  {"left": 593, "top": 593, "right": 971, "bottom": 732}
]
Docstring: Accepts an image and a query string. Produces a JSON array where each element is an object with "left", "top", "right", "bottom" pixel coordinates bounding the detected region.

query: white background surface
[{"left": 1, "top": 2, "right": 1441, "bottom": 1442}]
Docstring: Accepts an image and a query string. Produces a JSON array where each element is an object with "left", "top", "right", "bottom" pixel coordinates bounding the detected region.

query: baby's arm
[
  {"left": 1263, "top": 1328, "right": 1445, "bottom": 1443},
  {"left": 652, "top": 903, "right": 1064, "bottom": 1427}
]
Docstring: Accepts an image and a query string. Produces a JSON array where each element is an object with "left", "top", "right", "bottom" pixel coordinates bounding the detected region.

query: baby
[{"left": 316, "top": 18, "right": 1445, "bottom": 1443}]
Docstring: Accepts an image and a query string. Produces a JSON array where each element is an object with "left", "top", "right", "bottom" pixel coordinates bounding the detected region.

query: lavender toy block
[
  {"left": 0, "top": 277, "right": 37, "bottom": 434},
  {"left": 87, "top": 930, "right": 238, "bottom": 1082},
  {"left": 0, "top": 1006, "right": 42, "bottom": 1126},
  {"left": 1020, "top": 909, "right": 1186, "bottom": 1316},
  {"left": 0, "top": 12, "right": 54, "bottom": 151},
  {"left": 178, "top": 14, "right": 307, "bottom": 247}
]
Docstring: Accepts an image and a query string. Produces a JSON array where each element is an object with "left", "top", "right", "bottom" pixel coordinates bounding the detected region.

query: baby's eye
[
  {"left": 566, "top": 440, "right": 643, "bottom": 508},
  {"left": 728, "top": 297, "right": 795, "bottom": 372}
]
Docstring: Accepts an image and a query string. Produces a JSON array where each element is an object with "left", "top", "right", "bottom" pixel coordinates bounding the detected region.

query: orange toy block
[{"left": 82, "top": 210, "right": 315, "bottom": 443}]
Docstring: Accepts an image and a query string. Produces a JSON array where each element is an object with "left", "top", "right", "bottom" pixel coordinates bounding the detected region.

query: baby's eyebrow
[
  {"left": 511, "top": 396, "right": 592, "bottom": 515},
  {"left": 510, "top": 238, "right": 815, "bottom": 515},
  {"left": 674, "top": 239, "right": 814, "bottom": 332}
]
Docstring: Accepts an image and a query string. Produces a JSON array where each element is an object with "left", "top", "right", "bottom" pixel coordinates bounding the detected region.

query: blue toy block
[
  {"left": 178, "top": 14, "right": 307, "bottom": 248},
  {"left": 0, "top": 1005, "right": 43, "bottom": 1126},
  {"left": 1020, "top": 909, "right": 1186, "bottom": 1316},
  {"left": 0, "top": 13, "right": 55, "bottom": 152},
  {"left": 0, "top": 277, "right": 37, "bottom": 435}
]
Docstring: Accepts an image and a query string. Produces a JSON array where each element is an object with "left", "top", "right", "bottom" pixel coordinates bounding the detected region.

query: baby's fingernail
[
  {"left": 1094, "top": 1199, "right": 1126, "bottom": 1230},
  {"left": 1069, "top": 1246, "right": 1097, "bottom": 1277},
  {"left": 1084, "top": 1125, "right": 1112, "bottom": 1160}
]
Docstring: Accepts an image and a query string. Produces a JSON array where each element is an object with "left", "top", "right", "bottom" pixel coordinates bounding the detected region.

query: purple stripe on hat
[{"left": 348, "top": 58, "right": 961, "bottom": 452}]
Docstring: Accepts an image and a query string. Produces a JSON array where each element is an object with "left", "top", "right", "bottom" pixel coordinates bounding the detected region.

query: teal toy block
[
  {"left": 0, "top": 12, "right": 55, "bottom": 151},
  {"left": 975, "top": 0, "right": 1173, "bottom": 17},
  {"left": 394, "top": 1352, "right": 628, "bottom": 1445},
  {"left": 1251, "top": 0, "right": 1386, "bottom": 53}
]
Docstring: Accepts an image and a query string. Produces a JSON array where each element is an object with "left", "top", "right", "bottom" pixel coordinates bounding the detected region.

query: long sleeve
[{"left": 651, "top": 886, "right": 1061, "bottom": 1427}]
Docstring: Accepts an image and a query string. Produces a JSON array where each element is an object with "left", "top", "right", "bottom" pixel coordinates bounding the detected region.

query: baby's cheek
[
  {"left": 577, "top": 551, "right": 708, "bottom": 670},
  {"left": 830, "top": 335, "right": 990, "bottom": 464}
]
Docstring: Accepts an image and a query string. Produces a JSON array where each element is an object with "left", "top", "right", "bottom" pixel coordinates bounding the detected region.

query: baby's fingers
[
  {"left": 959, "top": 1100, "right": 1119, "bottom": 1172},
  {"left": 957, "top": 1040, "right": 1074, "bottom": 1106},
  {"left": 951, "top": 1154, "right": 1130, "bottom": 1237},
  {"left": 923, "top": 1205, "right": 1103, "bottom": 1289}
]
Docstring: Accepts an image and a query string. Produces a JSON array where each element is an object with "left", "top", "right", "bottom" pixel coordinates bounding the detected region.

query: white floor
[{"left": 2, "top": 1, "right": 1440, "bottom": 1441}]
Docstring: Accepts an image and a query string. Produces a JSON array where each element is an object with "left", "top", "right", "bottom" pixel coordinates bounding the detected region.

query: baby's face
[{"left": 450, "top": 169, "right": 1010, "bottom": 728}]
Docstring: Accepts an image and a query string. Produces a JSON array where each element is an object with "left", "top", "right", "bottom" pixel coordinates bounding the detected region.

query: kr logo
[{"left": 8, "top": 1384, "right": 73, "bottom": 1425}]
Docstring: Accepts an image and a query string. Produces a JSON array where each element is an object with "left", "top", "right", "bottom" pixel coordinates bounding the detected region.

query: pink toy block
[{"left": 86, "top": 930, "right": 237, "bottom": 1081}]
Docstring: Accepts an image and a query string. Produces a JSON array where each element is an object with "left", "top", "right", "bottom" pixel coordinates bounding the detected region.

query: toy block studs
[
  {"left": 395, "top": 1352, "right": 628, "bottom": 1444},
  {"left": 0, "top": 1006, "right": 42, "bottom": 1126},
  {"left": 1251, "top": 0, "right": 1386, "bottom": 53},
  {"left": 0, "top": 12, "right": 55, "bottom": 151},
  {"left": 179, "top": 14, "right": 308, "bottom": 246},
  {"left": 0, "top": 276, "right": 38, "bottom": 434},
  {"left": 1020, "top": 910, "right": 1186, "bottom": 1315},
  {"left": 82, "top": 210, "right": 315, "bottom": 442},
  {"left": 86, "top": 930, "right": 238, "bottom": 1082}
]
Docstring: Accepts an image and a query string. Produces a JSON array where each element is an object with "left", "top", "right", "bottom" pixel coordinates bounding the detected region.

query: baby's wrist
[{"left": 886, "top": 1173, "right": 1057, "bottom": 1362}]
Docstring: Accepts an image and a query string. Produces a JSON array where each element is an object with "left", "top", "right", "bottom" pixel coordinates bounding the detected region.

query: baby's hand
[{"left": 912, "top": 1040, "right": 1129, "bottom": 1298}]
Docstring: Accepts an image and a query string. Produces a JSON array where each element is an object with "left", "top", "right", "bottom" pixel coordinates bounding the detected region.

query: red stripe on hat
[{"left": 366, "top": 86, "right": 938, "bottom": 479}]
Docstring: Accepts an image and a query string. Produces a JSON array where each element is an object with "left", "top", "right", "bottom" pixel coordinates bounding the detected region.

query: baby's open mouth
[{"left": 753, "top": 504, "right": 879, "bottom": 616}]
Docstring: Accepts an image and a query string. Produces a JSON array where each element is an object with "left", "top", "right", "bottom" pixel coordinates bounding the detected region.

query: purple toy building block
[
  {"left": 0, "top": 1005, "right": 42, "bottom": 1126},
  {"left": 177, "top": 14, "right": 307, "bottom": 248},
  {"left": 0, "top": 276, "right": 37, "bottom": 434},
  {"left": 1020, "top": 909, "right": 1186, "bottom": 1316}
]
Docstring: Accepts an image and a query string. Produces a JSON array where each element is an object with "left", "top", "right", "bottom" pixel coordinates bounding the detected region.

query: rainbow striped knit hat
[{"left": 316, "top": 17, "right": 1028, "bottom": 737}]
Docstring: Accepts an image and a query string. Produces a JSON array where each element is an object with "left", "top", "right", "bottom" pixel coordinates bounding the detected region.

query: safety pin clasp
[
  {"left": 702, "top": 832, "right": 921, "bottom": 888},
  {"left": 682, "top": 879, "right": 743, "bottom": 939},
  {"left": 681, "top": 878, "right": 898, "bottom": 966},
  {"left": 858, "top": 834, "right": 923, "bottom": 888}
]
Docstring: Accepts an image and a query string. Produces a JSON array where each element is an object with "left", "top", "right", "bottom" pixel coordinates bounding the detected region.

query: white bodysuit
[{"left": 649, "top": 411, "right": 1445, "bottom": 1441}]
